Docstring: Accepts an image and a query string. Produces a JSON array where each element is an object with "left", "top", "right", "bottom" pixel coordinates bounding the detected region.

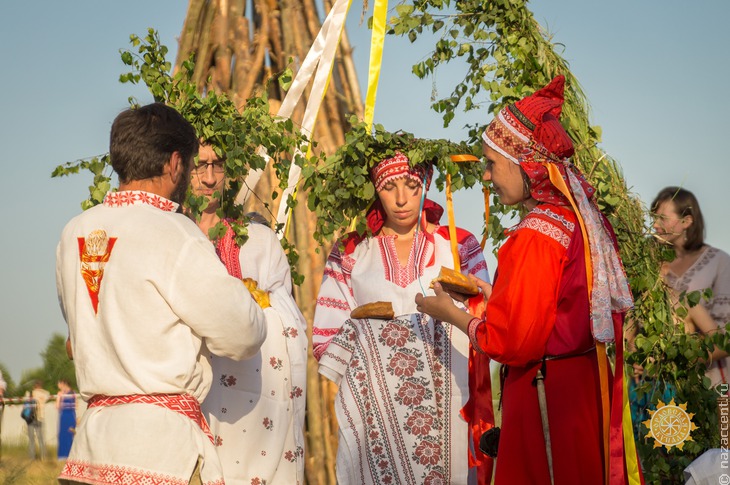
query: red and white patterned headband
[
  {"left": 482, "top": 106, "right": 531, "bottom": 165},
  {"left": 370, "top": 152, "right": 431, "bottom": 192}
]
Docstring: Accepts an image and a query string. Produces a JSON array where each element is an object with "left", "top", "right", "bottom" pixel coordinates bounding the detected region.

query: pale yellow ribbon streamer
[
  {"left": 234, "top": 0, "right": 352, "bottom": 237},
  {"left": 445, "top": 173, "right": 460, "bottom": 270},
  {"left": 363, "top": 0, "right": 388, "bottom": 129}
]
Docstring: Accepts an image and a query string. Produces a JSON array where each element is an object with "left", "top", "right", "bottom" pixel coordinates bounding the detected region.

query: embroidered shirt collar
[{"left": 103, "top": 190, "right": 179, "bottom": 213}]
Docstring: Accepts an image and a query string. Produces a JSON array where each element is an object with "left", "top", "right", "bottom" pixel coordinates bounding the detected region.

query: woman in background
[
  {"left": 652, "top": 186, "right": 730, "bottom": 386},
  {"left": 56, "top": 379, "right": 76, "bottom": 460}
]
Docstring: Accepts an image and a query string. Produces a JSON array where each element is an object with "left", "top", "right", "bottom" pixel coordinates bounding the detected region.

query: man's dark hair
[
  {"left": 110, "top": 103, "right": 198, "bottom": 183},
  {"left": 651, "top": 186, "right": 705, "bottom": 251}
]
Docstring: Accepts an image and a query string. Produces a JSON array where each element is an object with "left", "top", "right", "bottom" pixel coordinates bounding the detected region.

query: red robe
[{"left": 472, "top": 204, "right": 605, "bottom": 484}]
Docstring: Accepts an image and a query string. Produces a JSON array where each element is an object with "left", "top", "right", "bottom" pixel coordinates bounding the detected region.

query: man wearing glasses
[{"left": 188, "top": 142, "right": 308, "bottom": 485}]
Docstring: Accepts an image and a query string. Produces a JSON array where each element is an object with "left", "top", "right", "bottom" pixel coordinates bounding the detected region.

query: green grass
[{"left": 0, "top": 445, "right": 63, "bottom": 485}]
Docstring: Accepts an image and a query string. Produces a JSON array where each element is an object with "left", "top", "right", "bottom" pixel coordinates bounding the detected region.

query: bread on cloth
[{"left": 350, "top": 301, "right": 395, "bottom": 320}]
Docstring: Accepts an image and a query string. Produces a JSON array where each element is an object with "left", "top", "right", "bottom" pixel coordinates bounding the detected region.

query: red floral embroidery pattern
[
  {"left": 424, "top": 470, "right": 446, "bottom": 485},
  {"left": 325, "top": 314, "right": 454, "bottom": 483},
  {"left": 219, "top": 374, "right": 237, "bottom": 387},
  {"left": 381, "top": 322, "right": 410, "bottom": 347},
  {"left": 269, "top": 357, "right": 283, "bottom": 370},
  {"left": 103, "top": 190, "right": 179, "bottom": 212},
  {"left": 406, "top": 410, "right": 434, "bottom": 436},
  {"left": 395, "top": 381, "right": 428, "bottom": 407},
  {"left": 414, "top": 441, "right": 442, "bottom": 466},
  {"left": 59, "top": 459, "right": 224, "bottom": 485},
  {"left": 283, "top": 446, "right": 303, "bottom": 463},
  {"left": 388, "top": 351, "right": 419, "bottom": 377}
]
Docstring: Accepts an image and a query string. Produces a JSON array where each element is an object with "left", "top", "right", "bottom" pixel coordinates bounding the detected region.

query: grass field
[{"left": 0, "top": 445, "right": 63, "bottom": 484}]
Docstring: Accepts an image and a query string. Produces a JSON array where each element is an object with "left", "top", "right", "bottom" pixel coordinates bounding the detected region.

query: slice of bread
[
  {"left": 350, "top": 301, "right": 395, "bottom": 320},
  {"left": 430, "top": 266, "right": 479, "bottom": 296}
]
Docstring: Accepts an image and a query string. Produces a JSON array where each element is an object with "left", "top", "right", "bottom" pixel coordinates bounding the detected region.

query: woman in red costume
[{"left": 416, "top": 76, "right": 642, "bottom": 485}]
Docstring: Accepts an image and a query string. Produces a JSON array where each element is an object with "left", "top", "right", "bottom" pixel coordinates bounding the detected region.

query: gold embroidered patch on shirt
[{"left": 77, "top": 230, "right": 117, "bottom": 314}]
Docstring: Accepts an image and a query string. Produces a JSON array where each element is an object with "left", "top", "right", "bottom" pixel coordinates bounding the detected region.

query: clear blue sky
[{"left": 1, "top": 1, "right": 728, "bottom": 382}]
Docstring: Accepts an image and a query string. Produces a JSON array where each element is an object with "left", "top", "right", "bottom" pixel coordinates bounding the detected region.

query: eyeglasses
[{"left": 193, "top": 161, "right": 225, "bottom": 176}]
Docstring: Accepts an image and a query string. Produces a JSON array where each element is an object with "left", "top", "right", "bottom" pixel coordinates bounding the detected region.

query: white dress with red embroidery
[
  {"left": 313, "top": 226, "right": 488, "bottom": 485},
  {"left": 55, "top": 191, "right": 267, "bottom": 485},
  {"left": 202, "top": 222, "right": 308, "bottom": 485}
]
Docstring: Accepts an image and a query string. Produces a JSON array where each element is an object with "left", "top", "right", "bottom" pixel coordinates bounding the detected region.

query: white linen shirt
[{"left": 55, "top": 190, "right": 266, "bottom": 485}]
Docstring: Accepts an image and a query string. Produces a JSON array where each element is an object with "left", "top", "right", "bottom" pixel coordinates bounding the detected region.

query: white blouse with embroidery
[{"left": 312, "top": 227, "right": 488, "bottom": 485}]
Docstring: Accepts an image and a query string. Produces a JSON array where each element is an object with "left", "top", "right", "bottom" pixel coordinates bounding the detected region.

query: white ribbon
[{"left": 238, "top": 0, "right": 353, "bottom": 239}]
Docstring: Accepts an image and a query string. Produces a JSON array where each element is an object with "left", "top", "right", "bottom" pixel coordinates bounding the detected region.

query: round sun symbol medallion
[{"left": 643, "top": 398, "right": 698, "bottom": 451}]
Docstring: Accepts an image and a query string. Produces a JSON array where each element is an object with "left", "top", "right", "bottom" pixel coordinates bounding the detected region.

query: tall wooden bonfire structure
[{"left": 175, "top": 0, "right": 364, "bottom": 483}]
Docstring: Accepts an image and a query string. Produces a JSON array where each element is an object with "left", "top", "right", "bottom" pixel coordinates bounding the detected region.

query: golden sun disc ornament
[{"left": 643, "top": 398, "right": 698, "bottom": 451}]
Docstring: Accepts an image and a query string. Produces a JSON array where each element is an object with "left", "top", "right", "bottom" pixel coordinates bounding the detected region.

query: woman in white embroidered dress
[
  {"left": 652, "top": 186, "right": 730, "bottom": 386},
  {"left": 312, "top": 152, "right": 489, "bottom": 485},
  {"left": 190, "top": 143, "right": 308, "bottom": 485}
]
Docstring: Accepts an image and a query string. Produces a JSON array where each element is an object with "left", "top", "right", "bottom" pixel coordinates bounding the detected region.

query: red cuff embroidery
[{"left": 468, "top": 317, "right": 485, "bottom": 354}]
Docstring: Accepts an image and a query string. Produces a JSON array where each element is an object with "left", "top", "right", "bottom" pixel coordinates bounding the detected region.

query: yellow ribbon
[
  {"left": 445, "top": 173, "right": 460, "bottom": 270},
  {"left": 481, "top": 186, "right": 489, "bottom": 251},
  {"left": 450, "top": 155, "right": 491, "bottom": 250},
  {"left": 596, "top": 341, "right": 611, "bottom": 484},
  {"left": 363, "top": 0, "right": 388, "bottom": 129},
  {"left": 444, "top": 154, "right": 481, "bottom": 265},
  {"left": 623, "top": 371, "right": 642, "bottom": 485}
]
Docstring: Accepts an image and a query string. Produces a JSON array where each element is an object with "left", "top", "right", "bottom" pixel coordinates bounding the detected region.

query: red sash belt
[{"left": 88, "top": 393, "right": 214, "bottom": 443}]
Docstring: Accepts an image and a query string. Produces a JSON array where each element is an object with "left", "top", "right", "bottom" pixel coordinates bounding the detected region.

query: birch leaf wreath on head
[{"left": 301, "top": 116, "right": 485, "bottom": 247}]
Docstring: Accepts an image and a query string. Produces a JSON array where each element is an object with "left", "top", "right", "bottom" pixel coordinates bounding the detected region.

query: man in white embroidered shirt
[{"left": 56, "top": 103, "right": 267, "bottom": 485}]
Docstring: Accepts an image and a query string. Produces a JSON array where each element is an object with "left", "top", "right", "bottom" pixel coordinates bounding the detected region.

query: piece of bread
[
  {"left": 430, "top": 266, "right": 479, "bottom": 296},
  {"left": 350, "top": 301, "right": 395, "bottom": 320},
  {"left": 242, "top": 278, "right": 271, "bottom": 309}
]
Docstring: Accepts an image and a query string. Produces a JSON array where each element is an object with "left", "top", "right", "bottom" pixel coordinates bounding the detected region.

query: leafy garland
[
  {"left": 389, "top": 1, "right": 729, "bottom": 481},
  {"left": 52, "top": 29, "right": 312, "bottom": 283},
  {"left": 301, "top": 115, "right": 484, "bottom": 245}
]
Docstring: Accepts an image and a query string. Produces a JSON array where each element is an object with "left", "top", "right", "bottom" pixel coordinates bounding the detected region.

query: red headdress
[{"left": 483, "top": 76, "right": 595, "bottom": 205}]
